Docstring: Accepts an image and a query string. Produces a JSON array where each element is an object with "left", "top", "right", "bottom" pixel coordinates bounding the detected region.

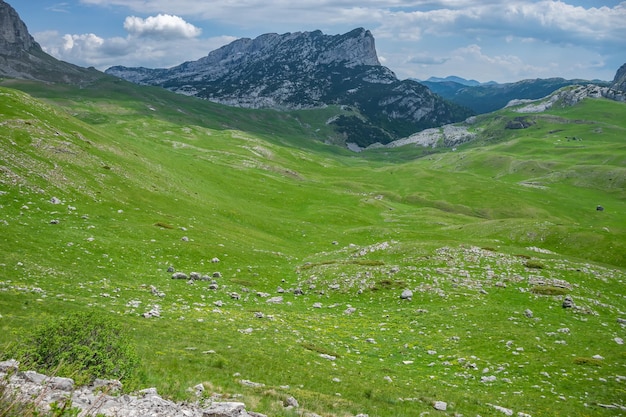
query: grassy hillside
[{"left": 1, "top": 77, "right": 625, "bottom": 417}]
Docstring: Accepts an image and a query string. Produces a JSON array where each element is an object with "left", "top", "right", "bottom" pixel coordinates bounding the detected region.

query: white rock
[
  {"left": 491, "top": 404, "right": 514, "bottom": 415},
  {"left": 433, "top": 401, "right": 447, "bottom": 411}
]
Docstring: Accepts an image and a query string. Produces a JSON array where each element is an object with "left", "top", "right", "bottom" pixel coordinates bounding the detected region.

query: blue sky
[{"left": 10, "top": 0, "right": 626, "bottom": 83}]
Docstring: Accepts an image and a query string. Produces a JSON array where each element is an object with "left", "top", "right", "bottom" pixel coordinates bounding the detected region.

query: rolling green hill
[{"left": 1, "top": 77, "right": 625, "bottom": 417}]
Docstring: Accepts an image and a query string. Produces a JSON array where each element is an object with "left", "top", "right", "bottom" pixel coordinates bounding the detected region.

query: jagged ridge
[
  {"left": 106, "top": 28, "right": 472, "bottom": 145},
  {"left": 0, "top": 0, "right": 100, "bottom": 84}
]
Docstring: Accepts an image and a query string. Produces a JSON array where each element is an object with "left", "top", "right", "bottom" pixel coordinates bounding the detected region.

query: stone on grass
[
  {"left": 524, "top": 309, "right": 533, "bottom": 318},
  {"left": 562, "top": 295, "right": 574, "bottom": 308},
  {"left": 203, "top": 401, "right": 247, "bottom": 417},
  {"left": 491, "top": 404, "right": 514, "bottom": 415},
  {"left": 433, "top": 401, "right": 447, "bottom": 411},
  {"left": 284, "top": 396, "right": 299, "bottom": 408},
  {"left": 0, "top": 359, "right": 19, "bottom": 372},
  {"left": 400, "top": 289, "right": 413, "bottom": 300}
]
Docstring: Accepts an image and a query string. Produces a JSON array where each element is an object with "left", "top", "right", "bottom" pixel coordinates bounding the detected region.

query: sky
[{"left": 10, "top": 0, "right": 626, "bottom": 83}]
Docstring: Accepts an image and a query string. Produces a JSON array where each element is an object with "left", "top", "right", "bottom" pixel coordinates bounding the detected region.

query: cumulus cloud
[
  {"left": 36, "top": 28, "right": 234, "bottom": 71},
  {"left": 124, "top": 14, "right": 202, "bottom": 39},
  {"left": 36, "top": 1, "right": 626, "bottom": 82}
]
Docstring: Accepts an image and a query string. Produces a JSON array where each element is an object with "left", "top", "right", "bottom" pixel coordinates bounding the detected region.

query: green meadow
[{"left": 1, "top": 77, "right": 625, "bottom": 416}]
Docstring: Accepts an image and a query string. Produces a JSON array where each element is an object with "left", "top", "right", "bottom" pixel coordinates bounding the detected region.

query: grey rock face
[
  {"left": 0, "top": 0, "right": 99, "bottom": 82},
  {"left": 610, "top": 62, "right": 626, "bottom": 93},
  {"left": 106, "top": 28, "right": 472, "bottom": 146},
  {"left": 0, "top": 0, "right": 38, "bottom": 57},
  {"left": 1, "top": 361, "right": 265, "bottom": 417}
]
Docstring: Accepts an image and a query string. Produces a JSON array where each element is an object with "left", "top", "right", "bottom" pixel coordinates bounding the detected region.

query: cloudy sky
[{"left": 12, "top": 1, "right": 626, "bottom": 83}]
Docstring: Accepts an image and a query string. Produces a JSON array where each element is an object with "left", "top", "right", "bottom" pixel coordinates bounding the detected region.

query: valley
[{"left": 1, "top": 75, "right": 625, "bottom": 417}]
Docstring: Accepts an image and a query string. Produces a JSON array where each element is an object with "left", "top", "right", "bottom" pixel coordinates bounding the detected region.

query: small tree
[{"left": 10, "top": 311, "right": 139, "bottom": 386}]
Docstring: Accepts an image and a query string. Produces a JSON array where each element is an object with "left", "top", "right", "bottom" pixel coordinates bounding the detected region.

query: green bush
[
  {"left": 9, "top": 311, "right": 138, "bottom": 386},
  {"left": 524, "top": 260, "right": 545, "bottom": 269},
  {"left": 573, "top": 357, "right": 602, "bottom": 367},
  {"left": 530, "top": 285, "right": 568, "bottom": 296}
]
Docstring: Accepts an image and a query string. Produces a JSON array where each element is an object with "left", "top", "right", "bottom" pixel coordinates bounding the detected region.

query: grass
[{"left": 0, "top": 77, "right": 625, "bottom": 416}]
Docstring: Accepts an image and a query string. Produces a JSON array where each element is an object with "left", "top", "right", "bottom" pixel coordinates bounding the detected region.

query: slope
[{"left": 1, "top": 79, "right": 625, "bottom": 417}]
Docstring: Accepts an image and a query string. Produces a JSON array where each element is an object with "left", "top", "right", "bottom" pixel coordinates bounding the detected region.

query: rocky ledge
[{"left": 0, "top": 359, "right": 266, "bottom": 417}]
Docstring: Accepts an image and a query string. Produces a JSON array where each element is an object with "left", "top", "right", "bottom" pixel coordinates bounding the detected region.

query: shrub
[
  {"left": 524, "top": 260, "right": 545, "bottom": 269},
  {"left": 530, "top": 285, "right": 568, "bottom": 296},
  {"left": 8, "top": 311, "right": 139, "bottom": 386},
  {"left": 573, "top": 357, "right": 602, "bottom": 367}
]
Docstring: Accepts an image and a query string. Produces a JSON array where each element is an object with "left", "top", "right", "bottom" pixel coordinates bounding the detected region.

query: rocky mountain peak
[
  {"left": 106, "top": 28, "right": 473, "bottom": 147},
  {"left": 0, "top": 0, "right": 40, "bottom": 56},
  {"left": 0, "top": 0, "right": 100, "bottom": 83}
]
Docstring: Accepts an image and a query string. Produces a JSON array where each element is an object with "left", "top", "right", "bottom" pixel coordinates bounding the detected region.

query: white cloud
[
  {"left": 40, "top": 1, "right": 626, "bottom": 81},
  {"left": 124, "top": 14, "right": 202, "bottom": 39},
  {"left": 36, "top": 28, "right": 235, "bottom": 71}
]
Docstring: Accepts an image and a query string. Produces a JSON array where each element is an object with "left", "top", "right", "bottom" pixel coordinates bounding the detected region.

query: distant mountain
[
  {"left": 422, "top": 76, "right": 483, "bottom": 87},
  {"left": 0, "top": 0, "right": 100, "bottom": 84},
  {"left": 106, "top": 28, "right": 472, "bottom": 146},
  {"left": 419, "top": 77, "right": 608, "bottom": 114}
]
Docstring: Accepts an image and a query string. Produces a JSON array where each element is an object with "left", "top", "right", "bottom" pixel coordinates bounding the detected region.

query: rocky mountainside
[
  {"left": 0, "top": 0, "right": 100, "bottom": 84},
  {"left": 106, "top": 28, "right": 472, "bottom": 145},
  {"left": 609, "top": 63, "right": 626, "bottom": 93}
]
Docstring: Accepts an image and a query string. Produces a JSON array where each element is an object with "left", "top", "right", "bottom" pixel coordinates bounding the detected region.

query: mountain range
[
  {"left": 1, "top": 0, "right": 625, "bottom": 148},
  {"left": 105, "top": 28, "right": 473, "bottom": 146},
  {"left": 419, "top": 76, "right": 610, "bottom": 114}
]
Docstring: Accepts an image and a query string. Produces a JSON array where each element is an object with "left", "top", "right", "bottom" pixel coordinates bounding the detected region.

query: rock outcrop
[
  {"left": 609, "top": 63, "right": 626, "bottom": 93},
  {"left": 0, "top": 0, "right": 37, "bottom": 56},
  {"left": 0, "top": 0, "right": 100, "bottom": 83},
  {"left": 0, "top": 359, "right": 266, "bottom": 417},
  {"left": 106, "top": 28, "right": 472, "bottom": 145}
]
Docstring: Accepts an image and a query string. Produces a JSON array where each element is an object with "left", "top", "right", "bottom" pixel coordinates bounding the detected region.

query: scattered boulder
[
  {"left": 344, "top": 307, "right": 356, "bottom": 315},
  {"left": 203, "top": 402, "right": 248, "bottom": 417},
  {"left": 562, "top": 295, "right": 575, "bottom": 308},
  {"left": 266, "top": 296, "right": 283, "bottom": 304},
  {"left": 433, "top": 401, "right": 447, "bottom": 411},
  {"left": 284, "top": 396, "right": 299, "bottom": 408},
  {"left": 2, "top": 361, "right": 268, "bottom": 417},
  {"left": 524, "top": 309, "right": 533, "bottom": 318},
  {"left": 0, "top": 359, "right": 19, "bottom": 372},
  {"left": 167, "top": 266, "right": 175, "bottom": 273},
  {"left": 142, "top": 305, "right": 161, "bottom": 318},
  {"left": 596, "top": 205, "right": 604, "bottom": 211},
  {"left": 172, "top": 272, "right": 188, "bottom": 280},
  {"left": 400, "top": 289, "right": 413, "bottom": 300}
]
